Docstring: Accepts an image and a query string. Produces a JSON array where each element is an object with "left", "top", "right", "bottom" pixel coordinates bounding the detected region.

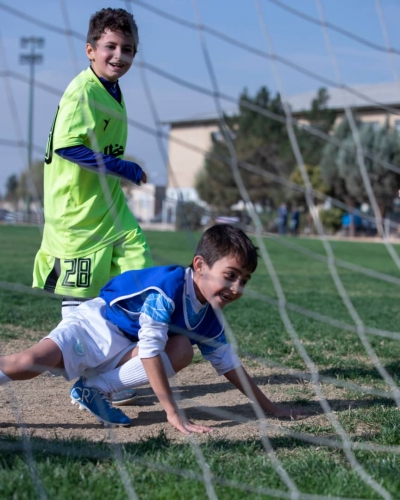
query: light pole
[{"left": 20, "top": 36, "right": 44, "bottom": 218}]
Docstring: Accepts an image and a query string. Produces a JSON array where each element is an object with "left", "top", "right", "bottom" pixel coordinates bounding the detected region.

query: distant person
[
  {"left": 290, "top": 206, "right": 300, "bottom": 236},
  {"left": 2, "top": 225, "right": 303, "bottom": 430},
  {"left": 277, "top": 203, "right": 288, "bottom": 235},
  {"left": 32, "top": 8, "right": 153, "bottom": 405}
]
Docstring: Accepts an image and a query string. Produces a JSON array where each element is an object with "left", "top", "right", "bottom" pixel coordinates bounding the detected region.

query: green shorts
[{"left": 32, "top": 227, "right": 153, "bottom": 298}]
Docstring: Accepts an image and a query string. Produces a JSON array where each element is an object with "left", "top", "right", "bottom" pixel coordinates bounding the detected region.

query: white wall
[{"left": 167, "top": 123, "right": 219, "bottom": 190}]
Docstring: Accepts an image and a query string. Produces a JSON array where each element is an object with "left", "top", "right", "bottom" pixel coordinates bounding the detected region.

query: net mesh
[{"left": 1, "top": 1, "right": 400, "bottom": 498}]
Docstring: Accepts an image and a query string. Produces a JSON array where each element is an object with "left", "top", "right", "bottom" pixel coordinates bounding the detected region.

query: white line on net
[
  {"left": 4, "top": 0, "right": 397, "bottom": 118},
  {"left": 58, "top": 0, "right": 81, "bottom": 76},
  {"left": 1, "top": 2, "right": 398, "bottom": 498},
  {"left": 266, "top": 0, "right": 400, "bottom": 56},
  {"left": 263, "top": 232, "right": 400, "bottom": 287},
  {"left": 2, "top": 0, "right": 400, "bottom": 174},
  {"left": 315, "top": 0, "right": 400, "bottom": 271},
  {"left": 125, "top": 0, "right": 400, "bottom": 117},
  {"left": 254, "top": 2, "right": 395, "bottom": 498},
  {"left": 0, "top": 356, "right": 48, "bottom": 499},
  {"left": 247, "top": 287, "right": 400, "bottom": 342},
  {"left": 192, "top": 405, "right": 400, "bottom": 455},
  {"left": 374, "top": 0, "right": 400, "bottom": 84},
  {"left": 55, "top": 3, "right": 140, "bottom": 498},
  {"left": 0, "top": 31, "right": 44, "bottom": 216},
  {"left": 313, "top": 0, "right": 400, "bottom": 407},
  {"left": 192, "top": 2, "right": 304, "bottom": 498},
  {"left": 5, "top": 62, "right": 400, "bottom": 184},
  {"left": 3, "top": 63, "right": 400, "bottom": 226},
  {"left": 0, "top": 439, "right": 372, "bottom": 500},
  {"left": 3, "top": 276, "right": 400, "bottom": 405},
  {"left": 122, "top": 2, "right": 219, "bottom": 497},
  {"left": 107, "top": 429, "right": 139, "bottom": 500},
  {"left": 0, "top": 27, "right": 48, "bottom": 500}
]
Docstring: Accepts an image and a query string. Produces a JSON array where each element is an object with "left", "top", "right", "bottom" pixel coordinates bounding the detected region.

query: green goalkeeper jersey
[{"left": 41, "top": 67, "right": 138, "bottom": 258}]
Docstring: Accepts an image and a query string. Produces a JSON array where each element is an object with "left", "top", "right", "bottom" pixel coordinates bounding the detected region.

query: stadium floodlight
[{"left": 19, "top": 36, "right": 45, "bottom": 217}]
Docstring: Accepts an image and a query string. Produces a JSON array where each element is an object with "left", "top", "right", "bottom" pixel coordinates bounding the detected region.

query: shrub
[
  {"left": 175, "top": 201, "right": 203, "bottom": 231},
  {"left": 319, "top": 207, "right": 344, "bottom": 234}
]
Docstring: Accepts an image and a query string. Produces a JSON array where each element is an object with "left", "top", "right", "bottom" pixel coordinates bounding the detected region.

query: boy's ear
[
  {"left": 193, "top": 256, "right": 204, "bottom": 274},
  {"left": 86, "top": 43, "right": 95, "bottom": 61}
]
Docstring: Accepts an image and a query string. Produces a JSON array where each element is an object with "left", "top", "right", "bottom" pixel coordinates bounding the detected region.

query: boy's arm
[
  {"left": 56, "top": 145, "right": 146, "bottom": 185},
  {"left": 224, "top": 365, "right": 299, "bottom": 419},
  {"left": 137, "top": 297, "right": 211, "bottom": 435},
  {"left": 141, "top": 355, "right": 212, "bottom": 434}
]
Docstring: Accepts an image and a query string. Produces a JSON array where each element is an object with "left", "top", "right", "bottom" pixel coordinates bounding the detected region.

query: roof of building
[
  {"left": 162, "top": 110, "right": 236, "bottom": 127},
  {"left": 164, "top": 81, "right": 400, "bottom": 126},
  {"left": 287, "top": 81, "right": 400, "bottom": 113}
]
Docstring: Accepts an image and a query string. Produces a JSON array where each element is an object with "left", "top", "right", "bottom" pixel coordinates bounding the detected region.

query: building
[
  {"left": 163, "top": 82, "right": 400, "bottom": 218},
  {"left": 288, "top": 81, "right": 400, "bottom": 131},
  {"left": 160, "top": 112, "right": 223, "bottom": 224},
  {"left": 124, "top": 183, "right": 166, "bottom": 224}
]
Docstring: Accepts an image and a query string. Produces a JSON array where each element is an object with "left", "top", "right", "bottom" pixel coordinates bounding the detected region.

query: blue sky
[{"left": 1, "top": 0, "right": 400, "bottom": 194}]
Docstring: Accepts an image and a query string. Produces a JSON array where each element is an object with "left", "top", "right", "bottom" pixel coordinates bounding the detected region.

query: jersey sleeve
[
  {"left": 197, "top": 332, "right": 241, "bottom": 376},
  {"left": 137, "top": 292, "right": 174, "bottom": 359},
  {"left": 56, "top": 145, "right": 144, "bottom": 184},
  {"left": 52, "top": 87, "right": 95, "bottom": 150}
]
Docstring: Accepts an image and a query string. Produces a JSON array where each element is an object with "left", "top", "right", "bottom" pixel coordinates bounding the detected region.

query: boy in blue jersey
[
  {"left": 32, "top": 7, "right": 153, "bottom": 405},
  {"left": 1, "top": 225, "right": 301, "bottom": 433}
]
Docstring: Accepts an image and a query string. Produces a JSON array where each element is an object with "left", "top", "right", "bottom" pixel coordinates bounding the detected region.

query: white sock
[
  {"left": 0, "top": 369, "right": 12, "bottom": 385},
  {"left": 85, "top": 352, "right": 176, "bottom": 394}
]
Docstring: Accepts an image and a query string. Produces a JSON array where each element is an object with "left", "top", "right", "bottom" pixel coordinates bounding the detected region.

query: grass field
[{"left": 1, "top": 225, "right": 400, "bottom": 499}]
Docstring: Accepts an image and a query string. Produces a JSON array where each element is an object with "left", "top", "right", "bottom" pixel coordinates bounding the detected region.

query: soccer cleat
[
  {"left": 70, "top": 378, "right": 132, "bottom": 427},
  {"left": 111, "top": 389, "right": 139, "bottom": 406}
]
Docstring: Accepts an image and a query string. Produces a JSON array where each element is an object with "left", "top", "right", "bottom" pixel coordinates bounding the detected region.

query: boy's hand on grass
[{"left": 167, "top": 412, "right": 213, "bottom": 435}]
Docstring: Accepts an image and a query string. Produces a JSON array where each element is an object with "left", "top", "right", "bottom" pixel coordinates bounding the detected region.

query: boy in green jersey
[{"left": 33, "top": 7, "right": 152, "bottom": 404}]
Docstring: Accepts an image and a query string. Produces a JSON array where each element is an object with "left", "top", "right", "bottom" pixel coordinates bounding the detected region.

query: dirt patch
[{"left": 0, "top": 338, "right": 369, "bottom": 445}]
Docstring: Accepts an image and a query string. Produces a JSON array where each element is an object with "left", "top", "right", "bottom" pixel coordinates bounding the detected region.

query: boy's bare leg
[
  {"left": 117, "top": 334, "right": 194, "bottom": 370},
  {"left": 0, "top": 339, "right": 64, "bottom": 381},
  {"left": 0, "top": 339, "right": 132, "bottom": 427}
]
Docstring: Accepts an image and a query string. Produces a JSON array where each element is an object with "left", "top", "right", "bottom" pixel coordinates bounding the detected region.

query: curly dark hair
[
  {"left": 193, "top": 224, "right": 259, "bottom": 272},
  {"left": 87, "top": 8, "right": 139, "bottom": 53}
]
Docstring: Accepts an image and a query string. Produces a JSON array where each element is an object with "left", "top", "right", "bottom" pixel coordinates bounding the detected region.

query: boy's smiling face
[
  {"left": 86, "top": 29, "right": 136, "bottom": 82},
  {"left": 193, "top": 254, "right": 253, "bottom": 310}
]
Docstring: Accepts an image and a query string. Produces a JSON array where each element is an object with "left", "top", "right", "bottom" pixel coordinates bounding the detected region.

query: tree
[
  {"left": 175, "top": 201, "right": 203, "bottom": 230},
  {"left": 5, "top": 174, "right": 19, "bottom": 207},
  {"left": 17, "top": 160, "right": 45, "bottom": 205},
  {"left": 196, "top": 86, "right": 294, "bottom": 213},
  {"left": 321, "top": 118, "right": 400, "bottom": 218},
  {"left": 289, "top": 164, "right": 330, "bottom": 206},
  {"left": 297, "top": 88, "right": 336, "bottom": 166},
  {"left": 196, "top": 86, "right": 336, "bottom": 214}
]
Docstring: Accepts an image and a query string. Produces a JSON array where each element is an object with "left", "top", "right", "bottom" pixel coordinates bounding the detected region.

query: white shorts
[{"left": 43, "top": 297, "right": 135, "bottom": 381}]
